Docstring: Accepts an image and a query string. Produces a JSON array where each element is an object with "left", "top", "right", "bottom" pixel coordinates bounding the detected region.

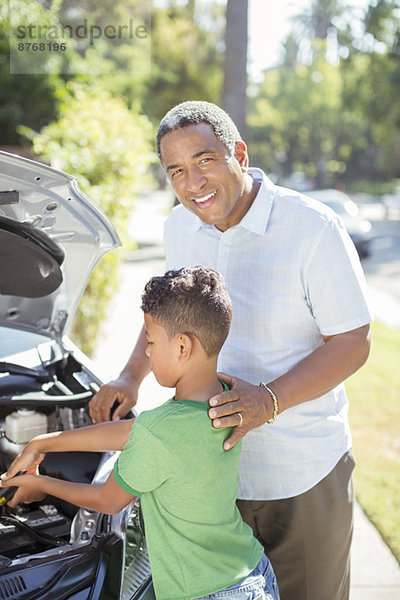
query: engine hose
[{"left": 1, "top": 507, "right": 66, "bottom": 548}]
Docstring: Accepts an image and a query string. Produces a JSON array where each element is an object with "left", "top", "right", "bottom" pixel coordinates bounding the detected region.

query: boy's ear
[{"left": 176, "top": 333, "right": 193, "bottom": 362}]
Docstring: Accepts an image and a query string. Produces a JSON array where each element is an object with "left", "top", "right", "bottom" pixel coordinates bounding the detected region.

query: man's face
[{"left": 160, "top": 123, "right": 251, "bottom": 231}]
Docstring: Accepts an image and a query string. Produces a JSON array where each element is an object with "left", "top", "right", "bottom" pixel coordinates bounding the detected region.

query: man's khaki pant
[{"left": 237, "top": 451, "right": 355, "bottom": 600}]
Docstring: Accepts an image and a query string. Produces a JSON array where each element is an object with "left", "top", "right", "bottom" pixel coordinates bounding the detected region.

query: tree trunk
[
  {"left": 222, "top": 0, "right": 248, "bottom": 140},
  {"left": 187, "top": 0, "right": 195, "bottom": 20}
]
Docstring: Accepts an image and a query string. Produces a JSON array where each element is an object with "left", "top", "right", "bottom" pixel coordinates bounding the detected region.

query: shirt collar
[
  {"left": 187, "top": 168, "right": 276, "bottom": 235},
  {"left": 239, "top": 168, "right": 276, "bottom": 235}
]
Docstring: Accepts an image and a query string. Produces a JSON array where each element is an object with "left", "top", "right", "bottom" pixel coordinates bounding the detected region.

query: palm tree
[
  {"left": 187, "top": 0, "right": 195, "bottom": 20},
  {"left": 294, "top": 0, "right": 344, "bottom": 40},
  {"left": 222, "top": 0, "right": 248, "bottom": 139},
  {"left": 280, "top": 32, "right": 301, "bottom": 68}
]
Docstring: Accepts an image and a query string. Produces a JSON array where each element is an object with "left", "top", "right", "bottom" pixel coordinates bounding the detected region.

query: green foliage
[
  {"left": 248, "top": 51, "right": 345, "bottom": 184},
  {"left": 0, "top": 2, "right": 62, "bottom": 144},
  {"left": 247, "top": 0, "right": 400, "bottom": 185},
  {"left": 144, "top": 1, "right": 224, "bottom": 123},
  {"left": 347, "top": 321, "right": 400, "bottom": 561},
  {"left": 340, "top": 2, "right": 400, "bottom": 179},
  {"left": 23, "top": 82, "right": 154, "bottom": 355},
  {"left": 0, "top": 1, "right": 223, "bottom": 144},
  {"left": 346, "top": 179, "right": 395, "bottom": 196}
]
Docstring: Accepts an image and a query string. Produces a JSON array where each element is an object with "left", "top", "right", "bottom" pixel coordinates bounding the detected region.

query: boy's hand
[
  {"left": 89, "top": 374, "right": 139, "bottom": 423},
  {"left": 208, "top": 374, "right": 272, "bottom": 450},
  {"left": 0, "top": 474, "right": 45, "bottom": 508},
  {"left": 1, "top": 443, "right": 44, "bottom": 483}
]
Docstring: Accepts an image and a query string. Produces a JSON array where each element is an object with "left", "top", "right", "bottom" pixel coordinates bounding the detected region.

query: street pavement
[
  {"left": 357, "top": 201, "right": 400, "bottom": 329},
  {"left": 93, "top": 189, "right": 400, "bottom": 599}
]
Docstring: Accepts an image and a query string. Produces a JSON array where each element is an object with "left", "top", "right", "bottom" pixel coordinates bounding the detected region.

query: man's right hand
[{"left": 89, "top": 374, "right": 139, "bottom": 423}]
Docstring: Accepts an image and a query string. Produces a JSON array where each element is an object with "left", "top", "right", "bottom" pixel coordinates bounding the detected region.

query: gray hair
[{"left": 156, "top": 101, "right": 241, "bottom": 159}]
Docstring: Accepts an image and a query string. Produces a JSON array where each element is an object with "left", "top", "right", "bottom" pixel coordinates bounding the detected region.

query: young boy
[{"left": 1, "top": 266, "right": 279, "bottom": 600}]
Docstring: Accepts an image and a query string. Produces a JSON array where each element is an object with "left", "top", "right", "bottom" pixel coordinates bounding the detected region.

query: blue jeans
[{"left": 195, "top": 554, "right": 280, "bottom": 599}]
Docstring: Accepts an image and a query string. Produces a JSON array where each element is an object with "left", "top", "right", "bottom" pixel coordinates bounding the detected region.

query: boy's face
[
  {"left": 159, "top": 123, "right": 249, "bottom": 232},
  {"left": 144, "top": 313, "right": 180, "bottom": 388}
]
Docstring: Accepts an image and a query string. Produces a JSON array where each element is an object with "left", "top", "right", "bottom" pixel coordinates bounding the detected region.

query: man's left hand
[{"left": 208, "top": 374, "right": 271, "bottom": 450}]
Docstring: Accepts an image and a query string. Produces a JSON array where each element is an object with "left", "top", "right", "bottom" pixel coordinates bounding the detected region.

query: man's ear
[
  {"left": 234, "top": 141, "right": 249, "bottom": 171},
  {"left": 176, "top": 333, "right": 193, "bottom": 362}
]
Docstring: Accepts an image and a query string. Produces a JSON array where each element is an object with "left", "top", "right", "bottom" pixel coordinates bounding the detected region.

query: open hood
[{"left": 0, "top": 151, "right": 121, "bottom": 341}]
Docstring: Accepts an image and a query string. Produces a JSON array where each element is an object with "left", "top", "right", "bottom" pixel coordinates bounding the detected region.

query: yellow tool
[{"left": 0, "top": 472, "right": 26, "bottom": 505}]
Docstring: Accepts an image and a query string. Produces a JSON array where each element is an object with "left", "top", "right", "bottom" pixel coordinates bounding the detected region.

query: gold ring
[{"left": 238, "top": 412, "right": 243, "bottom": 426}]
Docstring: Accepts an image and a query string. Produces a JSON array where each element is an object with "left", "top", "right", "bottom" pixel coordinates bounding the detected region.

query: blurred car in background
[
  {"left": 0, "top": 151, "right": 154, "bottom": 599},
  {"left": 306, "top": 188, "right": 372, "bottom": 259},
  {"left": 382, "top": 185, "right": 400, "bottom": 219},
  {"left": 278, "top": 171, "right": 314, "bottom": 193}
]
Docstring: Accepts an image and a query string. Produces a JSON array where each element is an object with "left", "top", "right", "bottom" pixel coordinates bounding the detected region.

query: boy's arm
[
  {"left": 3, "top": 471, "right": 135, "bottom": 514},
  {"left": 2, "top": 420, "right": 134, "bottom": 481}
]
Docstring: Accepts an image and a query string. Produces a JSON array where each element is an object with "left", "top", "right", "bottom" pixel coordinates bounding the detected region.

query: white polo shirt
[{"left": 164, "top": 168, "right": 373, "bottom": 500}]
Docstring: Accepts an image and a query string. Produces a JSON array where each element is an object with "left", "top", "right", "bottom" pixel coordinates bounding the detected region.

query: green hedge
[{"left": 21, "top": 82, "right": 155, "bottom": 355}]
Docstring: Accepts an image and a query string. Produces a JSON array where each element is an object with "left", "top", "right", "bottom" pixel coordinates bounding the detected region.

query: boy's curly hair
[
  {"left": 141, "top": 266, "right": 232, "bottom": 358},
  {"left": 156, "top": 100, "right": 241, "bottom": 159}
]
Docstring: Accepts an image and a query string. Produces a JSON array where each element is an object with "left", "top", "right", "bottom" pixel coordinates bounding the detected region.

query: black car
[{"left": 0, "top": 151, "right": 155, "bottom": 599}]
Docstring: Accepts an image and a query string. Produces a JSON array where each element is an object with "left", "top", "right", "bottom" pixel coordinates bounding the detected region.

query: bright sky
[
  {"left": 248, "top": 0, "right": 310, "bottom": 78},
  {"left": 248, "top": 0, "right": 370, "bottom": 80}
]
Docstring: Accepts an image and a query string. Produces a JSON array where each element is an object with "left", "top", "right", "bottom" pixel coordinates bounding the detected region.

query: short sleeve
[
  {"left": 305, "top": 215, "right": 373, "bottom": 335},
  {"left": 114, "top": 420, "right": 175, "bottom": 496}
]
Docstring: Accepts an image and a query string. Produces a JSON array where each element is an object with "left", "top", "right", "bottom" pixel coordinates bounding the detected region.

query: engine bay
[{"left": 0, "top": 353, "right": 103, "bottom": 562}]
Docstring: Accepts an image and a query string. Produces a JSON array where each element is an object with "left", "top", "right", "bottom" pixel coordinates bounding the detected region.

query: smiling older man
[{"left": 89, "top": 101, "right": 372, "bottom": 600}]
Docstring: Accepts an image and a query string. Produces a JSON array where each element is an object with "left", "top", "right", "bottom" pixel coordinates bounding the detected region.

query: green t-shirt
[{"left": 114, "top": 393, "right": 263, "bottom": 600}]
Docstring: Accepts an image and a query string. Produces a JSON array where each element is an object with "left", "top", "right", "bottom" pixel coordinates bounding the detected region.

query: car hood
[{"left": 0, "top": 151, "right": 121, "bottom": 341}]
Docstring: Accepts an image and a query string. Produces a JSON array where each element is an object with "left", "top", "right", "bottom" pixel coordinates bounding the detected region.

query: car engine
[
  {"left": 0, "top": 349, "right": 152, "bottom": 599},
  {"left": 0, "top": 352, "right": 107, "bottom": 562}
]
